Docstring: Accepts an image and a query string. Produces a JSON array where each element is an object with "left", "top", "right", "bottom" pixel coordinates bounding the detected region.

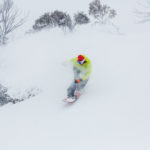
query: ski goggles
[{"left": 77, "top": 59, "right": 85, "bottom": 65}]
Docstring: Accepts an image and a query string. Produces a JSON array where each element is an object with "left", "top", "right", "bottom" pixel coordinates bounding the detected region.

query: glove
[{"left": 75, "top": 79, "right": 82, "bottom": 83}]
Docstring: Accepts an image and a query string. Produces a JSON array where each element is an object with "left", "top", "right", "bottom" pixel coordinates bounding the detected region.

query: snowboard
[{"left": 63, "top": 91, "right": 82, "bottom": 103}]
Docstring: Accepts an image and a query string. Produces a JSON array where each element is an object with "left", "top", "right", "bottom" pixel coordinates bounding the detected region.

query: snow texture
[{"left": 0, "top": 0, "right": 150, "bottom": 150}]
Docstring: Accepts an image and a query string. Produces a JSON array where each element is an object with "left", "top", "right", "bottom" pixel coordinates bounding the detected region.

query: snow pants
[{"left": 67, "top": 79, "right": 88, "bottom": 98}]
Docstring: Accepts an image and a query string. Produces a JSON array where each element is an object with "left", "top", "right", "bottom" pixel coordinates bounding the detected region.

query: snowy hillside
[{"left": 0, "top": 0, "right": 150, "bottom": 150}]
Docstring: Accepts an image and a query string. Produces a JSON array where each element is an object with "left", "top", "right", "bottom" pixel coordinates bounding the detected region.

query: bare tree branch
[
  {"left": 136, "top": 0, "right": 150, "bottom": 23},
  {"left": 0, "top": 0, "right": 26, "bottom": 45}
]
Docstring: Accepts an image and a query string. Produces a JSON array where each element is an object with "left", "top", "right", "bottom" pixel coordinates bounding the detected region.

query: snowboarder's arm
[{"left": 82, "top": 64, "right": 92, "bottom": 80}]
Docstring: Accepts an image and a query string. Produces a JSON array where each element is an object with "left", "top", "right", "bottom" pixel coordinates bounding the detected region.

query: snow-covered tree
[
  {"left": 50, "top": 10, "right": 72, "bottom": 30},
  {"left": 33, "top": 10, "right": 73, "bottom": 31},
  {"left": 89, "top": 0, "right": 116, "bottom": 24},
  {"left": 0, "top": 0, "right": 25, "bottom": 45},
  {"left": 33, "top": 13, "right": 51, "bottom": 30},
  {"left": 74, "top": 12, "right": 90, "bottom": 25}
]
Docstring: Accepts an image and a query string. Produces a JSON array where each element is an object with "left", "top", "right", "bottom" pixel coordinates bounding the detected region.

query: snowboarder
[{"left": 66, "top": 54, "right": 92, "bottom": 101}]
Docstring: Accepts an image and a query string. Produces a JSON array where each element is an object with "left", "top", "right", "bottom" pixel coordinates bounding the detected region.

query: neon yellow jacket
[{"left": 70, "top": 55, "right": 92, "bottom": 80}]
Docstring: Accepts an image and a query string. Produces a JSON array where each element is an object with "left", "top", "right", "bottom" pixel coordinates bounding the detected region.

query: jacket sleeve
[{"left": 82, "top": 63, "right": 92, "bottom": 80}]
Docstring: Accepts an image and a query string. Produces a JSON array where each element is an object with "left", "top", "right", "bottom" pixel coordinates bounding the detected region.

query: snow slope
[{"left": 0, "top": 0, "right": 150, "bottom": 150}]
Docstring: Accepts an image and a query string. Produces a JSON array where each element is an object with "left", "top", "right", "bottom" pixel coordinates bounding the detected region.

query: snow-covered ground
[{"left": 0, "top": 0, "right": 150, "bottom": 150}]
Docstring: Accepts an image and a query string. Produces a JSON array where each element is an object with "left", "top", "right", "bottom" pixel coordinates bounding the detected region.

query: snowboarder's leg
[
  {"left": 74, "top": 79, "right": 88, "bottom": 99},
  {"left": 67, "top": 82, "right": 76, "bottom": 98},
  {"left": 76, "top": 79, "right": 88, "bottom": 91}
]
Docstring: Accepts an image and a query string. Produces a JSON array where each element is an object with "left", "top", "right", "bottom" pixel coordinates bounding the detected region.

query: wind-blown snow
[{"left": 0, "top": 0, "right": 150, "bottom": 150}]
